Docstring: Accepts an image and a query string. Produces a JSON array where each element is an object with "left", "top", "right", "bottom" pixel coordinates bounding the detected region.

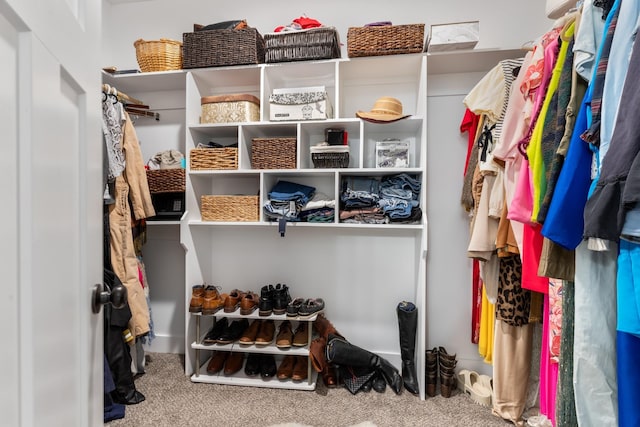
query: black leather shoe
[
  {"left": 260, "top": 354, "right": 277, "bottom": 378},
  {"left": 203, "top": 317, "right": 228, "bottom": 344},
  {"left": 259, "top": 284, "right": 275, "bottom": 316},
  {"left": 273, "top": 283, "right": 291, "bottom": 315},
  {"left": 244, "top": 353, "right": 261, "bottom": 377},
  {"left": 372, "top": 372, "right": 386, "bottom": 393},
  {"left": 361, "top": 378, "right": 373, "bottom": 393},
  {"left": 216, "top": 318, "right": 249, "bottom": 344}
]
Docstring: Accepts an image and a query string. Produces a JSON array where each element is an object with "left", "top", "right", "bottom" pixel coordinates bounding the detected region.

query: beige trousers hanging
[{"left": 492, "top": 320, "right": 535, "bottom": 427}]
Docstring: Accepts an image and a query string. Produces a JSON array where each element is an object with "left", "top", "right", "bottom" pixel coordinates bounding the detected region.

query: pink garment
[
  {"left": 508, "top": 157, "right": 534, "bottom": 225},
  {"left": 521, "top": 223, "right": 548, "bottom": 293},
  {"left": 540, "top": 294, "right": 559, "bottom": 426}
]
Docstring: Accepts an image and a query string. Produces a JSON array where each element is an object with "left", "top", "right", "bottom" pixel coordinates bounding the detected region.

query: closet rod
[{"left": 102, "top": 83, "right": 144, "bottom": 106}]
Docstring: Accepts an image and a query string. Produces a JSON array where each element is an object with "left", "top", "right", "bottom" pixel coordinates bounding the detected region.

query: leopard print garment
[{"left": 496, "top": 255, "right": 531, "bottom": 326}]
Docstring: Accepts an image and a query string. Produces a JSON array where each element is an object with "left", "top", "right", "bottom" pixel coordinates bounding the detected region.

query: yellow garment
[
  {"left": 526, "top": 22, "right": 575, "bottom": 222},
  {"left": 478, "top": 284, "right": 495, "bottom": 364}
]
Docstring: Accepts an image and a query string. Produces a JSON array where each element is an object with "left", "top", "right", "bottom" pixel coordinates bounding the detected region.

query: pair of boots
[
  {"left": 425, "top": 346, "right": 457, "bottom": 397},
  {"left": 310, "top": 314, "right": 404, "bottom": 395}
]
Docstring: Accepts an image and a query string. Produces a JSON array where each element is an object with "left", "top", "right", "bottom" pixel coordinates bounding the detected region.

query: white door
[{"left": 0, "top": 0, "right": 103, "bottom": 426}]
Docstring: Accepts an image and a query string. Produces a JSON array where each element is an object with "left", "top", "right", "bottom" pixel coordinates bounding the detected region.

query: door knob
[{"left": 92, "top": 282, "right": 127, "bottom": 314}]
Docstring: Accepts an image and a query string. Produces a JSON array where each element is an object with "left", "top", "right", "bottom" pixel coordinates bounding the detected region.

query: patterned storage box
[
  {"left": 182, "top": 27, "right": 265, "bottom": 68},
  {"left": 269, "top": 86, "right": 333, "bottom": 121},
  {"left": 251, "top": 137, "right": 297, "bottom": 169},
  {"left": 264, "top": 27, "right": 341, "bottom": 63},
  {"left": 201, "top": 94, "right": 260, "bottom": 124},
  {"left": 201, "top": 195, "right": 259, "bottom": 222},
  {"left": 347, "top": 24, "right": 425, "bottom": 58},
  {"left": 190, "top": 147, "right": 238, "bottom": 170}
]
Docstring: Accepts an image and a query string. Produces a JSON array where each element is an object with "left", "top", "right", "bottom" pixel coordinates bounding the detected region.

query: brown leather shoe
[
  {"left": 188, "top": 284, "right": 205, "bottom": 313},
  {"left": 291, "top": 356, "right": 308, "bottom": 381},
  {"left": 238, "top": 320, "right": 261, "bottom": 345},
  {"left": 292, "top": 322, "right": 309, "bottom": 347},
  {"left": 321, "top": 363, "right": 338, "bottom": 388},
  {"left": 206, "top": 351, "right": 228, "bottom": 374},
  {"left": 240, "top": 291, "right": 260, "bottom": 315},
  {"left": 277, "top": 355, "right": 296, "bottom": 380},
  {"left": 202, "top": 286, "right": 225, "bottom": 315},
  {"left": 224, "top": 289, "right": 245, "bottom": 313},
  {"left": 275, "top": 320, "right": 293, "bottom": 348},
  {"left": 223, "top": 352, "right": 244, "bottom": 375},
  {"left": 255, "top": 319, "right": 275, "bottom": 345}
]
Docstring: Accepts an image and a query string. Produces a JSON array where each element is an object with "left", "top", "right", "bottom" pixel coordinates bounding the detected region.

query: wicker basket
[
  {"left": 311, "top": 152, "right": 350, "bottom": 168},
  {"left": 190, "top": 147, "right": 238, "bottom": 170},
  {"left": 146, "top": 168, "right": 186, "bottom": 193},
  {"left": 201, "top": 195, "right": 259, "bottom": 222},
  {"left": 182, "top": 27, "right": 265, "bottom": 68},
  {"left": 264, "top": 27, "right": 341, "bottom": 63},
  {"left": 251, "top": 137, "right": 297, "bottom": 169},
  {"left": 134, "top": 39, "right": 183, "bottom": 72},
  {"left": 347, "top": 24, "right": 425, "bottom": 58}
]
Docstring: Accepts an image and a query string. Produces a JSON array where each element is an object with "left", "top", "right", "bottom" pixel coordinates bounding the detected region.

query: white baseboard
[{"left": 142, "top": 334, "right": 185, "bottom": 354}]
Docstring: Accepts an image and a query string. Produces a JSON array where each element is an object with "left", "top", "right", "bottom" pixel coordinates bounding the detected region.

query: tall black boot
[
  {"left": 325, "top": 333, "right": 403, "bottom": 395},
  {"left": 397, "top": 301, "right": 419, "bottom": 395}
]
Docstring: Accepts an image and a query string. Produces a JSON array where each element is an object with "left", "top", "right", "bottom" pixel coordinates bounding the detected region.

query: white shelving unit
[
  {"left": 190, "top": 312, "right": 318, "bottom": 390},
  {"left": 181, "top": 54, "right": 428, "bottom": 394},
  {"left": 102, "top": 48, "right": 525, "bottom": 397}
]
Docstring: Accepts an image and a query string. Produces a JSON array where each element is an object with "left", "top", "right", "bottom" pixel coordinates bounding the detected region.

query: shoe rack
[{"left": 191, "top": 311, "right": 318, "bottom": 390}]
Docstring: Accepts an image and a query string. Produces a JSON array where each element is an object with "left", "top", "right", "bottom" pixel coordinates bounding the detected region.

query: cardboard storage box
[
  {"left": 269, "top": 86, "right": 333, "bottom": 121},
  {"left": 426, "top": 21, "right": 479, "bottom": 52}
]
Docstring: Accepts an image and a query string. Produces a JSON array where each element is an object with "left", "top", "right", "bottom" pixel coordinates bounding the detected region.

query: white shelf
[
  {"left": 191, "top": 358, "right": 318, "bottom": 391},
  {"left": 192, "top": 309, "right": 319, "bottom": 322},
  {"left": 192, "top": 341, "right": 309, "bottom": 355}
]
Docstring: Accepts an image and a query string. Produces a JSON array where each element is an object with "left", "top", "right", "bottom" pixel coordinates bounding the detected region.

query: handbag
[{"left": 546, "top": 0, "right": 576, "bottom": 19}]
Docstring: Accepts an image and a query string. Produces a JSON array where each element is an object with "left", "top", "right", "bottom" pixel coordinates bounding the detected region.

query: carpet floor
[{"left": 105, "top": 353, "right": 511, "bottom": 427}]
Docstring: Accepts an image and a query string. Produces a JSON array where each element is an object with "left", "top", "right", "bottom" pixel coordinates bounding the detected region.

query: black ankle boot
[
  {"left": 325, "top": 334, "right": 403, "bottom": 395},
  {"left": 397, "top": 301, "right": 419, "bottom": 395}
]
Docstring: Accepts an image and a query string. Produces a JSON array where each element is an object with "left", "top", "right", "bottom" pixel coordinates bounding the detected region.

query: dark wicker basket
[
  {"left": 264, "top": 27, "right": 341, "bottom": 63},
  {"left": 182, "top": 27, "right": 265, "bottom": 68},
  {"left": 311, "top": 152, "right": 349, "bottom": 168},
  {"left": 146, "top": 169, "right": 186, "bottom": 193},
  {"left": 251, "top": 137, "right": 297, "bottom": 169},
  {"left": 347, "top": 24, "right": 425, "bottom": 58}
]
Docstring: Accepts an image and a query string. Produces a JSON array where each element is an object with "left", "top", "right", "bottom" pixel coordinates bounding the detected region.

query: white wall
[
  {"left": 102, "top": 0, "right": 553, "bottom": 375},
  {"left": 102, "top": 0, "right": 551, "bottom": 70}
]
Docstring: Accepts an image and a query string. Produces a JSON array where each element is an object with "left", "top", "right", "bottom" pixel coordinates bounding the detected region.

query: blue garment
[
  {"left": 268, "top": 180, "right": 316, "bottom": 205},
  {"left": 617, "top": 239, "right": 640, "bottom": 336},
  {"left": 617, "top": 331, "right": 640, "bottom": 427},
  {"left": 540, "top": 84, "right": 593, "bottom": 250}
]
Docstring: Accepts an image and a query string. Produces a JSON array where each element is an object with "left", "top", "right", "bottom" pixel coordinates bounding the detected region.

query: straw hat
[{"left": 356, "top": 96, "right": 410, "bottom": 123}]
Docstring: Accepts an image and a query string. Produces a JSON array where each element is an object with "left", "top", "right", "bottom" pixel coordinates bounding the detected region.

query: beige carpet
[{"left": 105, "top": 353, "right": 510, "bottom": 427}]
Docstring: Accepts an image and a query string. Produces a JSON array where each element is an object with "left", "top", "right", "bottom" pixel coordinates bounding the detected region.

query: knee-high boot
[
  {"left": 326, "top": 333, "right": 403, "bottom": 395},
  {"left": 397, "top": 301, "right": 419, "bottom": 395}
]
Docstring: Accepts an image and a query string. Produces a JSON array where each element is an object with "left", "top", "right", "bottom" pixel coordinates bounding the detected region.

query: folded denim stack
[
  {"left": 339, "top": 173, "right": 422, "bottom": 224},
  {"left": 263, "top": 180, "right": 316, "bottom": 222}
]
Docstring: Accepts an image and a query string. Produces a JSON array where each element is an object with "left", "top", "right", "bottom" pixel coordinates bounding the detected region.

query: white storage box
[
  {"left": 376, "top": 139, "right": 410, "bottom": 168},
  {"left": 426, "top": 21, "right": 479, "bottom": 52},
  {"left": 269, "top": 86, "right": 333, "bottom": 121}
]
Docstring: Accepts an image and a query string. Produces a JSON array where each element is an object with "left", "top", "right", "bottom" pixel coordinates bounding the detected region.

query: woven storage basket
[
  {"left": 134, "top": 39, "right": 183, "bottom": 72},
  {"left": 146, "top": 168, "right": 186, "bottom": 193},
  {"left": 347, "top": 24, "right": 425, "bottom": 58},
  {"left": 182, "top": 27, "right": 265, "bottom": 68},
  {"left": 251, "top": 137, "right": 297, "bottom": 169},
  {"left": 201, "top": 195, "right": 259, "bottom": 222},
  {"left": 264, "top": 27, "right": 341, "bottom": 63},
  {"left": 190, "top": 147, "right": 238, "bottom": 170},
  {"left": 311, "top": 152, "right": 349, "bottom": 168}
]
